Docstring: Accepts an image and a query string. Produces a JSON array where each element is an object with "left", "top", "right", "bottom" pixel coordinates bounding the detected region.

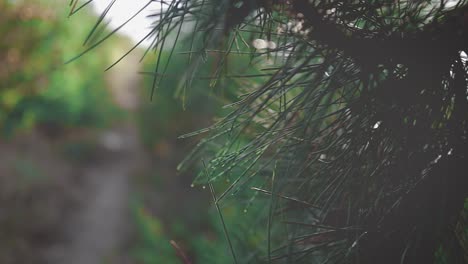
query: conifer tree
[{"left": 77, "top": 0, "right": 468, "bottom": 263}]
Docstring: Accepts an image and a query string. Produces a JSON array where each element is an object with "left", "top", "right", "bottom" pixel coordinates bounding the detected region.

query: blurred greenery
[
  {"left": 130, "top": 193, "right": 266, "bottom": 264},
  {"left": 0, "top": 0, "right": 120, "bottom": 137},
  {"left": 138, "top": 52, "right": 221, "bottom": 150},
  {"left": 131, "top": 200, "right": 181, "bottom": 264}
]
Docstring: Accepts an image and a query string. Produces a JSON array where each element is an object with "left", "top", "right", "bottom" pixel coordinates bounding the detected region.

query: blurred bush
[
  {"left": 137, "top": 51, "right": 219, "bottom": 152},
  {"left": 0, "top": 0, "right": 120, "bottom": 138},
  {"left": 131, "top": 201, "right": 181, "bottom": 264}
]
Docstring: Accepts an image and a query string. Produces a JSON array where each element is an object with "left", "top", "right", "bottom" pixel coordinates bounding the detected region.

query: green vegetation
[
  {"left": 0, "top": 0, "right": 120, "bottom": 137},
  {"left": 132, "top": 200, "right": 181, "bottom": 263}
]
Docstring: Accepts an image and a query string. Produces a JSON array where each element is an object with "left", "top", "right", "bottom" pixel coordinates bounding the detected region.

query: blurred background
[{"left": 0, "top": 0, "right": 243, "bottom": 263}]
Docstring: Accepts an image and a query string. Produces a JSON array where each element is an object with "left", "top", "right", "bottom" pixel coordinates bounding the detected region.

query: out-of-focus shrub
[
  {"left": 131, "top": 201, "right": 181, "bottom": 264},
  {"left": 137, "top": 51, "right": 218, "bottom": 153},
  {"left": 0, "top": 0, "right": 120, "bottom": 137}
]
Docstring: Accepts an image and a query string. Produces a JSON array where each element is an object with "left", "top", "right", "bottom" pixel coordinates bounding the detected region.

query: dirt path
[
  {"left": 62, "top": 162, "right": 130, "bottom": 264},
  {"left": 45, "top": 51, "right": 144, "bottom": 264},
  {"left": 46, "top": 125, "right": 142, "bottom": 264}
]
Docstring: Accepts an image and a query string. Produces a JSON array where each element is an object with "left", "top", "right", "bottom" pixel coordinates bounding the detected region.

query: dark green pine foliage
[{"left": 77, "top": 0, "right": 468, "bottom": 263}]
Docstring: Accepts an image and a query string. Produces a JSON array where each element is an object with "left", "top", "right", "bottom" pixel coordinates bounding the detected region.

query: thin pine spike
[
  {"left": 208, "top": 182, "right": 238, "bottom": 264},
  {"left": 251, "top": 187, "right": 321, "bottom": 209},
  {"left": 69, "top": 0, "right": 93, "bottom": 16},
  {"left": 83, "top": 0, "right": 117, "bottom": 46},
  {"left": 65, "top": 1, "right": 153, "bottom": 65}
]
